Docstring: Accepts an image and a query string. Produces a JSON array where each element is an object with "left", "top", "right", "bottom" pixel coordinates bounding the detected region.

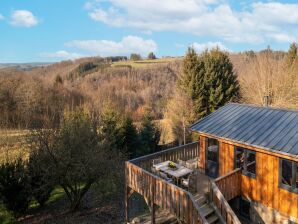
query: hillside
[
  {"left": 1, "top": 49, "right": 297, "bottom": 131},
  {"left": 0, "top": 62, "right": 52, "bottom": 71}
]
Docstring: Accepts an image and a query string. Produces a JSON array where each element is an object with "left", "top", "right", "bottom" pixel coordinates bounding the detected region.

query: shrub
[
  {"left": 0, "top": 158, "right": 31, "bottom": 214},
  {"left": 28, "top": 147, "right": 54, "bottom": 207},
  {"left": 130, "top": 53, "right": 142, "bottom": 61},
  {"left": 30, "top": 110, "right": 123, "bottom": 210},
  {"left": 147, "top": 52, "right": 156, "bottom": 60}
]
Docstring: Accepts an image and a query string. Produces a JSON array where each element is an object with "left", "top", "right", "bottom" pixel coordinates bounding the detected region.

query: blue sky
[{"left": 0, "top": 0, "right": 298, "bottom": 63}]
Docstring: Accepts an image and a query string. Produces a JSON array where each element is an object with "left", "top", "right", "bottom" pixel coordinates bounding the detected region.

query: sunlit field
[{"left": 112, "top": 57, "right": 181, "bottom": 68}]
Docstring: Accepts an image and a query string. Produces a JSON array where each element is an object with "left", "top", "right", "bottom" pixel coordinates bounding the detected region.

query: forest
[{"left": 0, "top": 44, "right": 297, "bottom": 223}]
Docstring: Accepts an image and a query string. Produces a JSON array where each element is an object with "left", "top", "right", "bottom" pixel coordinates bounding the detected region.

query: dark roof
[{"left": 190, "top": 103, "right": 298, "bottom": 158}]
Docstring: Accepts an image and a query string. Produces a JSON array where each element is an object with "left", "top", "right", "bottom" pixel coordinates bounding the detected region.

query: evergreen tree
[
  {"left": 178, "top": 47, "right": 239, "bottom": 119},
  {"left": 130, "top": 53, "right": 142, "bottom": 61},
  {"left": 0, "top": 158, "right": 31, "bottom": 214},
  {"left": 98, "top": 105, "right": 122, "bottom": 151},
  {"left": 286, "top": 42, "right": 298, "bottom": 68},
  {"left": 204, "top": 49, "right": 239, "bottom": 112},
  {"left": 138, "top": 111, "right": 160, "bottom": 156},
  {"left": 119, "top": 115, "right": 139, "bottom": 158},
  {"left": 147, "top": 52, "right": 157, "bottom": 60}
]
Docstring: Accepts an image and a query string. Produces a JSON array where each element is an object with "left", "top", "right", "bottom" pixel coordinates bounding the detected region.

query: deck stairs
[{"left": 193, "top": 194, "right": 224, "bottom": 224}]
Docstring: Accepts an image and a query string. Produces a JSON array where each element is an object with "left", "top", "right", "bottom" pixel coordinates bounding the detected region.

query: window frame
[
  {"left": 234, "top": 147, "right": 256, "bottom": 179},
  {"left": 279, "top": 158, "right": 298, "bottom": 194}
]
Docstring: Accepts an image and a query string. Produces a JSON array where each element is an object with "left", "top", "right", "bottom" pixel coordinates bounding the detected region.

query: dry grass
[
  {"left": 0, "top": 129, "right": 30, "bottom": 164},
  {"left": 112, "top": 57, "right": 181, "bottom": 68}
]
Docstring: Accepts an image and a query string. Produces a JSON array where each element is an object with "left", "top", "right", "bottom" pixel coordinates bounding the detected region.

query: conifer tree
[
  {"left": 147, "top": 52, "right": 157, "bottom": 60},
  {"left": 286, "top": 42, "right": 298, "bottom": 68},
  {"left": 178, "top": 47, "right": 239, "bottom": 119},
  {"left": 178, "top": 47, "right": 207, "bottom": 118},
  {"left": 204, "top": 49, "right": 239, "bottom": 112},
  {"left": 119, "top": 115, "right": 139, "bottom": 158},
  {"left": 138, "top": 111, "right": 160, "bottom": 156},
  {"left": 98, "top": 105, "right": 122, "bottom": 151}
]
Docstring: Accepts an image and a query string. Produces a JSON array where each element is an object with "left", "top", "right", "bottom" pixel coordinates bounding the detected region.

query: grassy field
[
  {"left": 0, "top": 129, "right": 30, "bottom": 164},
  {"left": 112, "top": 57, "right": 181, "bottom": 68}
]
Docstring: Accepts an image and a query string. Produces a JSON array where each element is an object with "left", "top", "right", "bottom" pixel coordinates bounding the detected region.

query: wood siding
[
  {"left": 219, "top": 141, "right": 235, "bottom": 176},
  {"left": 241, "top": 152, "right": 298, "bottom": 220},
  {"left": 199, "top": 136, "right": 235, "bottom": 176},
  {"left": 201, "top": 134, "right": 298, "bottom": 220},
  {"left": 199, "top": 136, "right": 206, "bottom": 170}
]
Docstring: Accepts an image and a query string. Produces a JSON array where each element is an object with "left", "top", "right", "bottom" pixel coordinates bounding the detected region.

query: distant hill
[{"left": 0, "top": 62, "right": 52, "bottom": 71}]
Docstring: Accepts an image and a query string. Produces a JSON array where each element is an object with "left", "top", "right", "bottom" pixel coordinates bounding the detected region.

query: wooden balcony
[{"left": 125, "top": 142, "right": 242, "bottom": 224}]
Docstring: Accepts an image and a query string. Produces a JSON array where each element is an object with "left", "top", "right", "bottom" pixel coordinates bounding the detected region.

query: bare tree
[{"left": 164, "top": 89, "right": 196, "bottom": 145}]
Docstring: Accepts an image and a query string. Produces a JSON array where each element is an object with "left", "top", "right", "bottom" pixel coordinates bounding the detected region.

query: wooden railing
[
  {"left": 126, "top": 142, "right": 242, "bottom": 223},
  {"left": 126, "top": 161, "right": 208, "bottom": 224},
  {"left": 209, "top": 169, "right": 242, "bottom": 224},
  {"left": 130, "top": 141, "right": 200, "bottom": 170}
]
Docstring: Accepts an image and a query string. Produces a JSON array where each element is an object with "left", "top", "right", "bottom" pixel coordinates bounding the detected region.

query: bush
[
  {"left": 28, "top": 148, "right": 54, "bottom": 207},
  {"left": 29, "top": 110, "right": 123, "bottom": 210},
  {"left": 130, "top": 53, "right": 142, "bottom": 61},
  {"left": 0, "top": 159, "right": 31, "bottom": 214},
  {"left": 147, "top": 52, "right": 156, "bottom": 60}
]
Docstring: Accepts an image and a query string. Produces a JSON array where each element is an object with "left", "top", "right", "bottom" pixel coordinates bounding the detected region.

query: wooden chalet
[{"left": 125, "top": 103, "right": 298, "bottom": 224}]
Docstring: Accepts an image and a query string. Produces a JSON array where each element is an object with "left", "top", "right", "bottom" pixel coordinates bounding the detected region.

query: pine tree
[
  {"left": 204, "top": 49, "right": 239, "bottom": 112},
  {"left": 147, "top": 52, "right": 156, "bottom": 60},
  {"left": 138, "top": 111, "right": 160, "bottom": 156},
  {"left": 286, "top": 42, "right": 298, "bottom": 68},
  {"left": 178, "top": 47, "right": 239, "bottom": 119},
  {"left": 99, "top": 105, "right": 122, "bottom": 151},
  {"left": 119, "top": 115, "right": 139, "bottom": 158},
  {"left": 178, "top": 47, "right": 207, "bottom": 118}
]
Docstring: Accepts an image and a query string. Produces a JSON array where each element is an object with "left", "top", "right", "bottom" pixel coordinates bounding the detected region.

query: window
[
  {"left": 279, "top": 159, "right": 298, "bottom": 193},
  {"left": 207, "top": 138, "right": 218, "bottom": 163},
  {"left": 246, "top": 150, "right": 256, "bottom": 176},
  {"left": 235, "top": 147, "right": 244, "bottom": 169},
  {"left": 234, "top": 147, "right": 256, "bottom": 178}
]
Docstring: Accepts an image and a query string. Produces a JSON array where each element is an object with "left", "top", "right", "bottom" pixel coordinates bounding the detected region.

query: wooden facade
[
  {"left": 199, "top": 133, "right": 298, "bottom": 221},
  {"left": 126, "top": 132, "right": 297, "bottom": 223}
]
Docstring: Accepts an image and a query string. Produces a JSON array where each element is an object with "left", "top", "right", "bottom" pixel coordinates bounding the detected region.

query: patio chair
[
  {"left": 181, "top": 176, "right": 190, "bottom": 189},
  {"left": 186, "top": 157, "right": 199, "bottom": 169},
  {"left": 151, "top": 166, "right": 158, "bottom": 175},
  {"left": 152, "top": 158, "right": 162, "bottom": 165},
  {"left": 160, "top": 172, "right": 173, "bottom": 183},
  {"left": 181, "top": 173, "right": 197, "bottom": 192},
  {"left": 177, "top": 159, "right": 186, "bottom": 166}
]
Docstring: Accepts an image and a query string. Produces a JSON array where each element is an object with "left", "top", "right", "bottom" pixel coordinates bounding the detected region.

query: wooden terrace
[{"left": 125, "top": 142, "right": 242, "bottom": 224}]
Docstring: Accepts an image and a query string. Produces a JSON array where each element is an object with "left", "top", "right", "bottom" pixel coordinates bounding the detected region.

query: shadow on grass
[
  {"left": 0, "top": 202, "right": 16, "bottom": 224},
  {"left": 18, "top": 180, "right": 124, "bottom": 224}
]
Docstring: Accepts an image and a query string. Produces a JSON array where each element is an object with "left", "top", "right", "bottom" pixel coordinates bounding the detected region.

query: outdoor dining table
[{"left": 153, "top": 160, "right": 193, "bottom": 184}]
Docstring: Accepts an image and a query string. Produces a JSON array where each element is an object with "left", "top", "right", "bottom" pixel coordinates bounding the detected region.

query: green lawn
[
  {"left": 0, "top": 186, "right": 67, "bottom": 224},
  {"left": 0, "top": 203, "right": 15, "bottom": 224}
]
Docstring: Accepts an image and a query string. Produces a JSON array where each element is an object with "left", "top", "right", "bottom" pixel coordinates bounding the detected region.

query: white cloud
[
  {"left": 66, "top": 35, "right": 157, "bottom": 56},
  {"left": 85, "top": 0, "right": 298, "bottom": 44},
  {"left": 192, "top": 42, "right": 230, "bottom": 52},
  {"left": 40, "top": 51, "right": 84, "bottom": 60},
  {"left": 0, "top": 14, "right": 4, "bottom": 20},
  {"left": 10, "top": 10, "right": 39, "bottom": 27}
]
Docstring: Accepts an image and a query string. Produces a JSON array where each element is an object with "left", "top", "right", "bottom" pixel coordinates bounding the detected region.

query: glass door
[{"left": 205, "top": 138, "right": 219, "bottom": 178}]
